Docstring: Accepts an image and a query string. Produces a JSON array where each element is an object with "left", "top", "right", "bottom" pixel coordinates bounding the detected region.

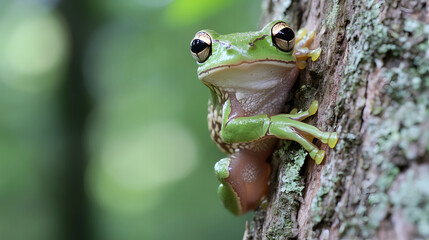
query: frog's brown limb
[{"left": 222, "top": 149, "right": 271, "bottom": 215}]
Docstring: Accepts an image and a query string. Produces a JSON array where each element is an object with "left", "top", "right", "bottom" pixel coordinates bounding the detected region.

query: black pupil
[
  {"left": 191, "top": 39, "right": 209, "bottom": 53},
  {"left": 276, "top": 27, "right": 294, "bottom": 41}
]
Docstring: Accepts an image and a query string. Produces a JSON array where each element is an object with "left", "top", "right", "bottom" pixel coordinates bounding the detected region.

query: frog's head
[{"left": 190, "top": 20, "right": 297, "bottom": 89}]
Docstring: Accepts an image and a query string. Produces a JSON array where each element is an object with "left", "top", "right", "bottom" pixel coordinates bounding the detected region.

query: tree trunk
[{"left": 244, "top": 0, "right": 429, "bottom": 239}]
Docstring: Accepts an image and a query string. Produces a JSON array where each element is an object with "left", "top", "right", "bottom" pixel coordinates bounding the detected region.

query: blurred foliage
[
  {"left": 0, "top": 0, "right": 261, "bottom": 239},
  {"left": 164, "top": 0, "right": 232, "bottom": 25}
]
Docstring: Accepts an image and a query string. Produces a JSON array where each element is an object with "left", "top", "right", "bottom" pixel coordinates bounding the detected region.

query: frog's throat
[{"left": 198, "top": 59, "right": 295, "bottom": 79}]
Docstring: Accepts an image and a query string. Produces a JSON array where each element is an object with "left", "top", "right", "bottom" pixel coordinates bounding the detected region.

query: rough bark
[{"left": 244, "top": 0, "right": 429, "bottom": 239}]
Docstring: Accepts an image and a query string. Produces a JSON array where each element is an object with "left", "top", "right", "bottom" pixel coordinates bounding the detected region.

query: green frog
[{"left": 190, "top": 20, "right": 338, "bottom": 215}]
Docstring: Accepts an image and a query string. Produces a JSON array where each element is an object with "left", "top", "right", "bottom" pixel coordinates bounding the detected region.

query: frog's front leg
[
  {"left": 216, "top": 100, "right": 338, "bottom": 215},
  {"left": 221, "top": 99, "right": 338, "bottom": 164},
  {"left": 268, "top": 116, "right": 338, "bottom": 164}
]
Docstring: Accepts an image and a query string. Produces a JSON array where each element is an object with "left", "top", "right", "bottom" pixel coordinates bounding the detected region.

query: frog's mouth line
[{"left": 198, "top": 59, "right": 296, "bottom": 78}]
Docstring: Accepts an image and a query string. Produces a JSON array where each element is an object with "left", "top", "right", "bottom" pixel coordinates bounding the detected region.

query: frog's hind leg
[{"left": 215, "top": 149, "right": 271, "bottom": 215}]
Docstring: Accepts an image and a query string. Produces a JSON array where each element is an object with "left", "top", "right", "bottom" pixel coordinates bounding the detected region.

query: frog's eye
[
  {"left": 271, "top": 22, "right": 295, "bottom": 52},
  {"left": 190, "top": 31, "right": 212, "bottom": 63}
]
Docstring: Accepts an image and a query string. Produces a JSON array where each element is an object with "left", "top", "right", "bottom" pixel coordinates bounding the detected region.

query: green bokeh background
[{"left": 0, "top": 0, "right": 262, "bottom": 239}]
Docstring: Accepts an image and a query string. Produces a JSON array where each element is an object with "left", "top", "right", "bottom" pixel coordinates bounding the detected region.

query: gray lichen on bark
[{"left": 244, "top": 0, "right": 429, "bottom": 239}]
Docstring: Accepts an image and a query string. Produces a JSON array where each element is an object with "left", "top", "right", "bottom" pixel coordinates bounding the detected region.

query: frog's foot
[
  {"left": 284, "top": 100, "right": 319, "bottom": 121},
  {"left": 311, "top": 48, "right": 322, "bottom": 61},
  {"left": 286, "top": 130, "right": 326, "bottom": 164},
  {"left": 309, "top": 132, "right": 337, "bottom": 163},
  {"left": 309, "top": 149, "right": 325, "bottom": 164},
  {"left": 289, "top": 108, "right": 298, "bottom": 114},
  {"left": 301, "top": 130, "right": 338, "bottom": 164},
  {"left": 320, "top": 132, "right": 339, "bottom": 148},
  {"left": 269, "top": 114, "right": 339, "bottom": 164},
  {"left": 295, "top": 28, "right": 307, "bottom": 44},
  {"left": 295, "top": 29, "right": 315, "bottom": 48},
  {"left": 295, "top": 47, "right": 322, "bottom": 69},
  {"left": 309, "top": 100, "right": 319, "bottom": 115},
  {"left": 294, "top": 28, "right": 321, "bottom": 69}
]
